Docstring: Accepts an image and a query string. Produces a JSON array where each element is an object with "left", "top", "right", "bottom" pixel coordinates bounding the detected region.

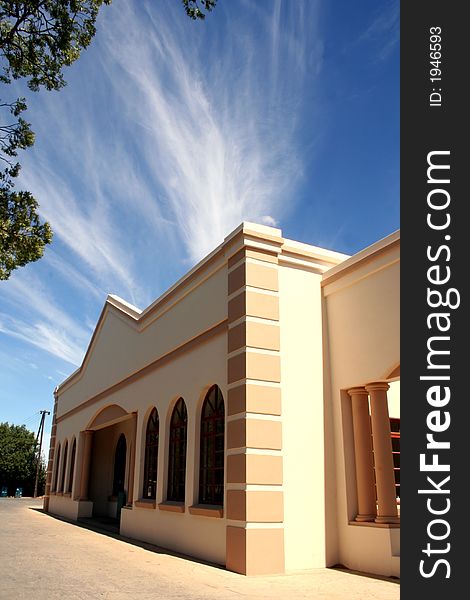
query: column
[
  {"left": 225, "top": 224, "right": 285, "bottom": 575},
  {"left": 78, "top": 430, "right": 94, "bottom": 500},
  {"left": 366, "top": 382, "right": 399, "bottom": 524},
  {"left": 126, "top": 413, "right": 138, "bottom": 506},
  {"left": 348, "top": 387, "right": 376, "bottom": 522}
]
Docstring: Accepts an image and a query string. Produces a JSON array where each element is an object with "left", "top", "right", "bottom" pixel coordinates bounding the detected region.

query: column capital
[
  {"left": 365, "top": 381, "right": 390, "bottom": 393},
  {"left": 347, "top": 386, "right": 368, "bottom": 397}
]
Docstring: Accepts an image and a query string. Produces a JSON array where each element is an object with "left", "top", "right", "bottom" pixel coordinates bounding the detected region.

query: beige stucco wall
[
  {"left": 48, "top": 494, "right": 93, "bottom": 520},
  {"left": 57, "top": 261, "right": 227, "bottom": 418},
  {"left": 120, "top": 503, "right": 226, "bottom": 565},
  {"left": 50, "top": 257, "right": 229, "bottom": 565},
  {"left": 279, "top": 264, "right": 327, "bottom": 571},
  {"left": 120, "top": 333, "right": 227, "bottom": 565},
  {"left": 322, "top": 233, "right": 400, "bottom": 577},
  {"left": 53, "top": 335, "right": 228, "bottom": 563},
  {"left": 388, "top": 380, "right": 400, "bottom": 418},
  {"left": 47, "top": 222, "right": 399, "bottom": 578}
]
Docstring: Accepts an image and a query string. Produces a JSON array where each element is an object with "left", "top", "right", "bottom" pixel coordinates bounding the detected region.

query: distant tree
[
  {"left": 0, "top": 0, "right": 111, "bottom": 280},
  {"left": 0, "top": 422, "right": 45, "bottom": 496}
]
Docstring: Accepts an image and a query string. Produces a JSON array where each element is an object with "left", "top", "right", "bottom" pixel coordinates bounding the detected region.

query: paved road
[{"left": 0, "top": 498, "right": 399, "bottom": 600}]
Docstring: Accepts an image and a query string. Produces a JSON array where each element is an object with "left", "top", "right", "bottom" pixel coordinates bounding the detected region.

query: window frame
[
  {"left": 198, "top": 385, "right": 225, "bottom": 506},
  {"left": 68, "top": 438, "right": 76, "bottom": 495},
  {"left": 167, "top": 398, "right": 187, "bottom": 503},
  {"left": 59, "top": 439, "right": 68, "bottom": 493},
  {"left": 143, "top": 408, "right": 159, "bottom": 500},
  {"left": 51, "top": 443, "right": 61, "bottom": 493}
]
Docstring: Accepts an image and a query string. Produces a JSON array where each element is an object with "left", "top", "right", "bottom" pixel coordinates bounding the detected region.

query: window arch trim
[
  {"left": 198, "top": 385, "right": 225, "bottom": 506},
  {"left": 51, "top": 443, "right": 61, "bottom": 493},
  {"left": 166, "top": 398, "right": 187, "bottom": 503},
  {"left": 67, "top": 438, "right": 76, "bottom": 495},
  {"left": 59, "top": 440, "right": 68, "bottom": 493},
  {"left": 143, "top": 408, "right": 159, "bottom": 500}
]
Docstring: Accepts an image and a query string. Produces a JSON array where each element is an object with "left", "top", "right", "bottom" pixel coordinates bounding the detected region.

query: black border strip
[{"left": 401, "top": 3, "right": 467, "bottom": 597}]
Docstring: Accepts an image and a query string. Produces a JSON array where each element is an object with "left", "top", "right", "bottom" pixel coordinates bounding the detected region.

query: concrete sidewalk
[{"left": 0, "top": 498, "right": 399, "bottom": 599}]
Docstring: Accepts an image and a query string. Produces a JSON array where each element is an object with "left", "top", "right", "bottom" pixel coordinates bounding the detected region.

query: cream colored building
[{"left": 44, "top": 222, "right": 400, "bottom": 578}]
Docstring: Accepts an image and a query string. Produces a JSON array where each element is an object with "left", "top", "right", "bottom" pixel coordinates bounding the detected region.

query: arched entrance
[{"left": 75, "top": 405, "right": 137, "bottom": 529}]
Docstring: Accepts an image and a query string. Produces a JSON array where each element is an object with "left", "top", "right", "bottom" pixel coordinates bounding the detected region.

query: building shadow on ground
[
  {"left": 332, "top": 565, "right": 400, "bottom": 584},
  {"left": 29, "top": 506, "right": 226, "bottom": 571},
  {"left": 29, "top": 506, "right": 400, "bottom": 584}
]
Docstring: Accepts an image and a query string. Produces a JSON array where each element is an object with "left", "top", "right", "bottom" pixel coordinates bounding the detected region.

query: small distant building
[{"left": 44, "top": 222, "right": 400, "bottom": 577}]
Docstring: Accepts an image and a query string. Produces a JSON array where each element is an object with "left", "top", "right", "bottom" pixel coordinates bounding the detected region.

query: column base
[
  {"left": 375, "top": 515, "right": 400, "bottom": 524},
  {"left": 355, "top": 514, "right": 376, "bottom": 522}
]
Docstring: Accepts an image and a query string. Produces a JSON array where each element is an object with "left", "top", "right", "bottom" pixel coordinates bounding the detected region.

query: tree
[
  {"left": 0, "top": 188, "right": 52, "bottom": 279},
  {"left": 0, "top": 0, "right": 111, "bottom": 280},
  {"left": 0, "top": 422, "right": 45, "bottom": 496},
  {"left": 0, "top": 0, "right": 217, "bottom": 280}
]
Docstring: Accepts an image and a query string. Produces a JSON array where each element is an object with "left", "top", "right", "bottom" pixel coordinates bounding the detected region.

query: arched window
[
  {"left": 112, "top": 434, "right": 127, "bottom": 496},
  {"left": 167, "top": 398, "right": 187, "bottom": 502},
  {"left": 68, "top": 438, "right": 76, "bottom": 495},
  {"left": 51, "top": 443, "right": 61, "bottom": 492},
  {"left": 59, "top": 440, "right": 68, "bottom": 493},
  {"left": 199, "top": 385, "right": 225, "bottom": 505},
  {"left": 143, "top": 408, "right": 159, "bottom": 499}
]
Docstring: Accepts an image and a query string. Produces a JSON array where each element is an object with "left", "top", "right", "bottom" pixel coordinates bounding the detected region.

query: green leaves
[
  {"left": 0, "top": 96, "right": 46, "bottom": 279},
  {"left": 0, "top": 1, "right": 112, "bottom": 91},
  {"left": 0, "top": 1, "right": 111, "bottom": 279},
  {"left": 0, "top": 1, "right": 214, "bottom": 280},
  {"left": 0, "top": 189, "right": 52, "bottom": 280},
  {"left": 1, "top": 99, "right": 34, "bottom": 161},
  {"left": 182, "top": 0, "right": 217, "bottom": 21}
]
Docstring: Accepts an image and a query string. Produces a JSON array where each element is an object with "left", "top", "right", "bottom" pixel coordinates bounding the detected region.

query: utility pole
[{"left": 34, "top": 410, "right": 50, "bottom": 498}]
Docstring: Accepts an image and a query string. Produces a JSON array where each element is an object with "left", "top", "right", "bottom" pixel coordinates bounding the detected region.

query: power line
[
  {"left": 17, "top": 412, "right": 40, "bottom": 427},
  {"left": 33, "top": 410, "right": 50, "bottom": 498}
]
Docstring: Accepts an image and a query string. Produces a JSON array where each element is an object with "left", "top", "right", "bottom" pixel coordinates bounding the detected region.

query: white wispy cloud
[
  {"left": 19, "top": 161, "right": 148, "bottom": 307},
  {"left": 0, "top": 315, "right": 85, "bottom": 366},
  {"left": 0, "top": 272, "right": 90, "bottom": 366},
  {"left": 359, "top": 0, "right": 399, "bottom": 61},
  {"left": 44, "top": 250, "right": 105, "bottom": 303},
  {"left": 94, "top": 0, "right": 317, "bottom": 262},
  {"left": 19, "top": 0, "right": 319, "bottom": 270},
  {"left": 4, "top": 0, "right": 319, "bottom": 364}
]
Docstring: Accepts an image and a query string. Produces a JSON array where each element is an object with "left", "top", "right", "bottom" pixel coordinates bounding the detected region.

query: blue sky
[{"left": 0, "top": 0, "right": 399, "bottom": 452}]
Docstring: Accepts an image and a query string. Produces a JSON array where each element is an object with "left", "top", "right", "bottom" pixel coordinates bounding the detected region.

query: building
[{"left": 44, "top": 222, "right": 400, "bottom": 577}]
